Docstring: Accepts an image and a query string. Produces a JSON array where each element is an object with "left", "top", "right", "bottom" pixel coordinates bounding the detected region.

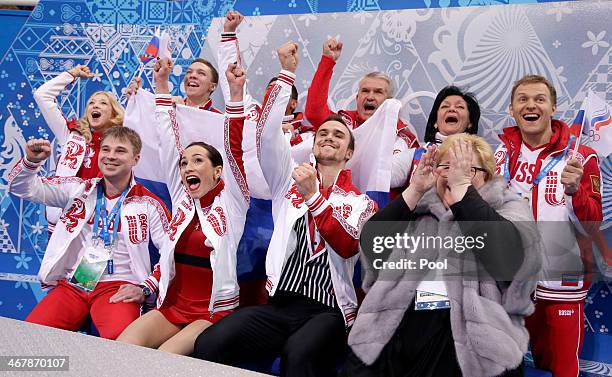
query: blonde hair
[
  {"left": 77, "top": 91, "right": 124, "bottom": 143},
  {"left": 437, "top": 133, "right": 495, "bottom": 180},
  {"left": 511, "top": 74, "right": 557, "bottom": 106}
]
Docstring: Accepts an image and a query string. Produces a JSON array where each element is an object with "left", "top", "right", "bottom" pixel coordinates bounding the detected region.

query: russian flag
[
  {"left": 569, "top": 90, "right": 612, "bottom": 158},
  {"left": 140, "top": 28, "right": 160, "bottom": 64},
  {"left": 569, "top": 108, "right": 586, "bottom": 138}
]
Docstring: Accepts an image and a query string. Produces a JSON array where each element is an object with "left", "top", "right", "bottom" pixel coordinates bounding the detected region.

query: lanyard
[
  {"left": 504, "top": 138, "right": 573, "bottom": 188},
  {"left": 92, "top": 185, "right": 129, "bottom": 248}
]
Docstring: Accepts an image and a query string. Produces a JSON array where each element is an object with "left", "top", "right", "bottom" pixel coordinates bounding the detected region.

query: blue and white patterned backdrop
[{"left": 0, "top": 0, "right": 610, "bottom": 373}]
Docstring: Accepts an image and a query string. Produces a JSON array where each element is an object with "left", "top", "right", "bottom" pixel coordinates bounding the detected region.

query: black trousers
[
  {"left": 340, "top": 304, "right": 524, "bottom": 377},
  {"left": 193, "top": 292, "right": 347, "bottom": 377}
]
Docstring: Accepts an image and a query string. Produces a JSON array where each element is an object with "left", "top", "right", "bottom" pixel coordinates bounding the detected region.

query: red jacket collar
[
  {"left": 499, "top": 119, "right": 573, "bottom": 180},
  {"left": 499, "top": 119, "right": 571, "bottom": 158},
  {"left": 198, "top": 179, "right": 224, "bottom": 207},
  {"left": 318, "top": 168, "right": 356, "bottom": 198}
]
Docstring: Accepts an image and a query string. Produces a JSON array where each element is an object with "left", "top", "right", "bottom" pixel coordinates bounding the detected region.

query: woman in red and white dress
[
  {"left": 33, "top": 65, "right": 124, "bottom": 234},
  {"left": 116, "top": 58, "right": 254, "bottom": 355}
]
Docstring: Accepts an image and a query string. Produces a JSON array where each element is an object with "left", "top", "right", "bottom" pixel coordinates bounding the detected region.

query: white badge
[{"left": 415, "top": 290, "right": 450, "bottom": 310}]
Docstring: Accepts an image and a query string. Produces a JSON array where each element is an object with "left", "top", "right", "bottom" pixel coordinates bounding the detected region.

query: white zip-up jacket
[
  {"left": 150, "top": 95, "right": 249, "bottom": 312},
  {"left": 258, "top": 70, "right": 377, "bottom": 327},
  {"left": 7, "top": 160, "right": 169, "bottom": 286},
  {"left": 33, "top": 72, "right": 98, "bottom": 231}
]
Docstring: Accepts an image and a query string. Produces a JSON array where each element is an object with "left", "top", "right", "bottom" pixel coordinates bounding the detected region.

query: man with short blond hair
[{"left": 495, "top": 74, "right": 602, "bottom": 377}]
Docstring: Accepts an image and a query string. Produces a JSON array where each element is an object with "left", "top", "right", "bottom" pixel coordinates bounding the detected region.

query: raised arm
[
  {"left": 221, "top": 62, "right": 250, "bottom": 212},
  {"left": 218, "top": 11, "right": 261, "bottom": 120},
  {"left": 8, "top": 139, "right": 82, "bottom": 208},
  {"left": 256, "top": 42, "right": 298, "bottom": 198},
  {"left": 33, "top": 65, "right": 94, "bottom": 144},
  {"left": 153, "top": 58, "right": 187, "bottom": 204},
  {"left": 304, "top": 38, "right": 343, "bottom": 129}
]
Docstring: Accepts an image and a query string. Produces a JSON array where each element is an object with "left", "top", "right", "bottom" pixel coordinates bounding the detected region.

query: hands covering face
[
  {"left": 410, "top": 144, "right": 438, "bottom": 195},
  {"left": 408, "top": 140, "right": 481, "bottom": 207}
]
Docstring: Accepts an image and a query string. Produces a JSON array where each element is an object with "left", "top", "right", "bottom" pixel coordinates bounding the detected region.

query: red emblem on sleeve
[
  {"left": 285, "top": 184, "right": 305, "bottom": 209},
  {"left": 61, "top": 141, "right": 84, "bottom": 169},
  {"left": 207, "top": 206, "right": 227, "bottom": 236},
  {"left": 59, "top": 199, "right": 86, "bottom": 233},
  {"left": 168, "top": 208, "right": 186, "bottom": 241}
]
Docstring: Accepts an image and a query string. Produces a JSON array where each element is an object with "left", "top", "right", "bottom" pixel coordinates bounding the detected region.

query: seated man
[
  {"left": 305, "top": 37, "right": 419, "bottom": 153},
  {"left": 192, "top": 41, "right": 377, "bottom": 377},
  {"left": 219, "top": 11, "right": 311, "bottom": 145},
  {"left": 8, "top": 127, "right": 169, "bottom": 339}
]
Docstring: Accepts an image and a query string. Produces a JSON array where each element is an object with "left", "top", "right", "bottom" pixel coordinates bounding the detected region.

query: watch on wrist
[{"left": 139, "top": 284, "right": 152, "bottom": 298}]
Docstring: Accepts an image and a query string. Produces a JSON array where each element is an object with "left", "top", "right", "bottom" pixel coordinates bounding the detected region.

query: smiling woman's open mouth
[{"left": 186, "top": 175, "right": 201, "bottom": 191}]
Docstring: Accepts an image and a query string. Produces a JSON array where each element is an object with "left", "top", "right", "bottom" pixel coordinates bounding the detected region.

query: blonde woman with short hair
[{"left": 33, "top": 64, "right": 124, "bottom": 234}]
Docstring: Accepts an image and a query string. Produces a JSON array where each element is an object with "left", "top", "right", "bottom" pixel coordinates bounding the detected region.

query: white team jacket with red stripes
[
  {"left": 148, "top": 96, "right": 249, "bottom": 313},
  {"left": 495, "top": 120, "right": 602, "bottom": 302},
  {"left": 33, "top": 72, "right": 95, "bottom": 230},
  {"left": 7, "top": 162, "right": 169, "bottom": 286},
  {"left": 258, "top": 70, "right": 377, "bottom": 327}
]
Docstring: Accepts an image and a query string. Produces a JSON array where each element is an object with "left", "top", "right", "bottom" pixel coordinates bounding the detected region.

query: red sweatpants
[
  {"left": 26, "top": 280, "right": 140, "bottom": 340},
  {"left": 525, "top": 300, "right": 584, "bottom": 377}
]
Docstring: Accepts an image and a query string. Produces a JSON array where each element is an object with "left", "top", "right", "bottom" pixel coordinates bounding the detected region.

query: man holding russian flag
[
  {"left": 495, "top": 75, "right": 603, "bottom": 377},
  {"left": 127, "top": 27, "right": 221, "bottom": 113}
]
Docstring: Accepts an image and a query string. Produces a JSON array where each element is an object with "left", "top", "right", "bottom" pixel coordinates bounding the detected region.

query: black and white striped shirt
[{"left": 277, "top": 216, "right": 336, "bottom": 308}]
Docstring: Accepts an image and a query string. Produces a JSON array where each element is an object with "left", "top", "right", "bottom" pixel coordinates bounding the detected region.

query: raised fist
[
  {"left": 226, "top": 63, "right": 246, "bottom": 102},
  {"left": 322, "top": 38, "right": 343, "bottom": 62},
  {"left": 153, "top": 58, "right": 174, "bottom": 82},
  {"left": 67, "top": 65, "right": 94, "bottom": 79},
  {"left": 224, "top": 11, "right": 244, "bottom": 33},
  {"left": 25, "top": 139, "right": 52, "bottom": 163},
  {"left": 277, "top": 41, "right": 299, "bottom": 73}
]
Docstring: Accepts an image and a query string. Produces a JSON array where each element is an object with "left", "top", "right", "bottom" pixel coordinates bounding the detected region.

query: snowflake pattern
[
  {"left": 14, "top": 252, "right": 33, "bottom": 270},
  {"left": 30, "top": 222, "right": 44, "bottom": 235},
  {"left": 581, "top": 30, "right": 610, "bottom": 56}
]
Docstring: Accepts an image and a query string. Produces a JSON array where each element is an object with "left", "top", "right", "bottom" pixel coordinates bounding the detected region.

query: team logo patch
[
  {"left": 207, "top": 206, "right": 227, "bottom": 236},
  {"left": 285, "top": 184, "right": 304, "bottom": 209},
  {"left": 126, "top": 213, "right": 148, "bottom": 244},
  {"left": 60, "top": 199, "right": 86, "bottom": 233},
  {"left": 544, "top": 172, "right": 565, "bottom": 206},
  {"left": 494, "top": 150, "right": 507, "bottom": 175},
  {"left": 168, "top": 208, "right": 186, "bottom": 241},
  {"left": 334, "top": 204, "right": 353, "bottom": 219},
  {"left": 61, "top": 141, "right": 84, "bottom": 169},
  {"left": 590, "top": 175, "right": 601, "bottom": 195}
]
